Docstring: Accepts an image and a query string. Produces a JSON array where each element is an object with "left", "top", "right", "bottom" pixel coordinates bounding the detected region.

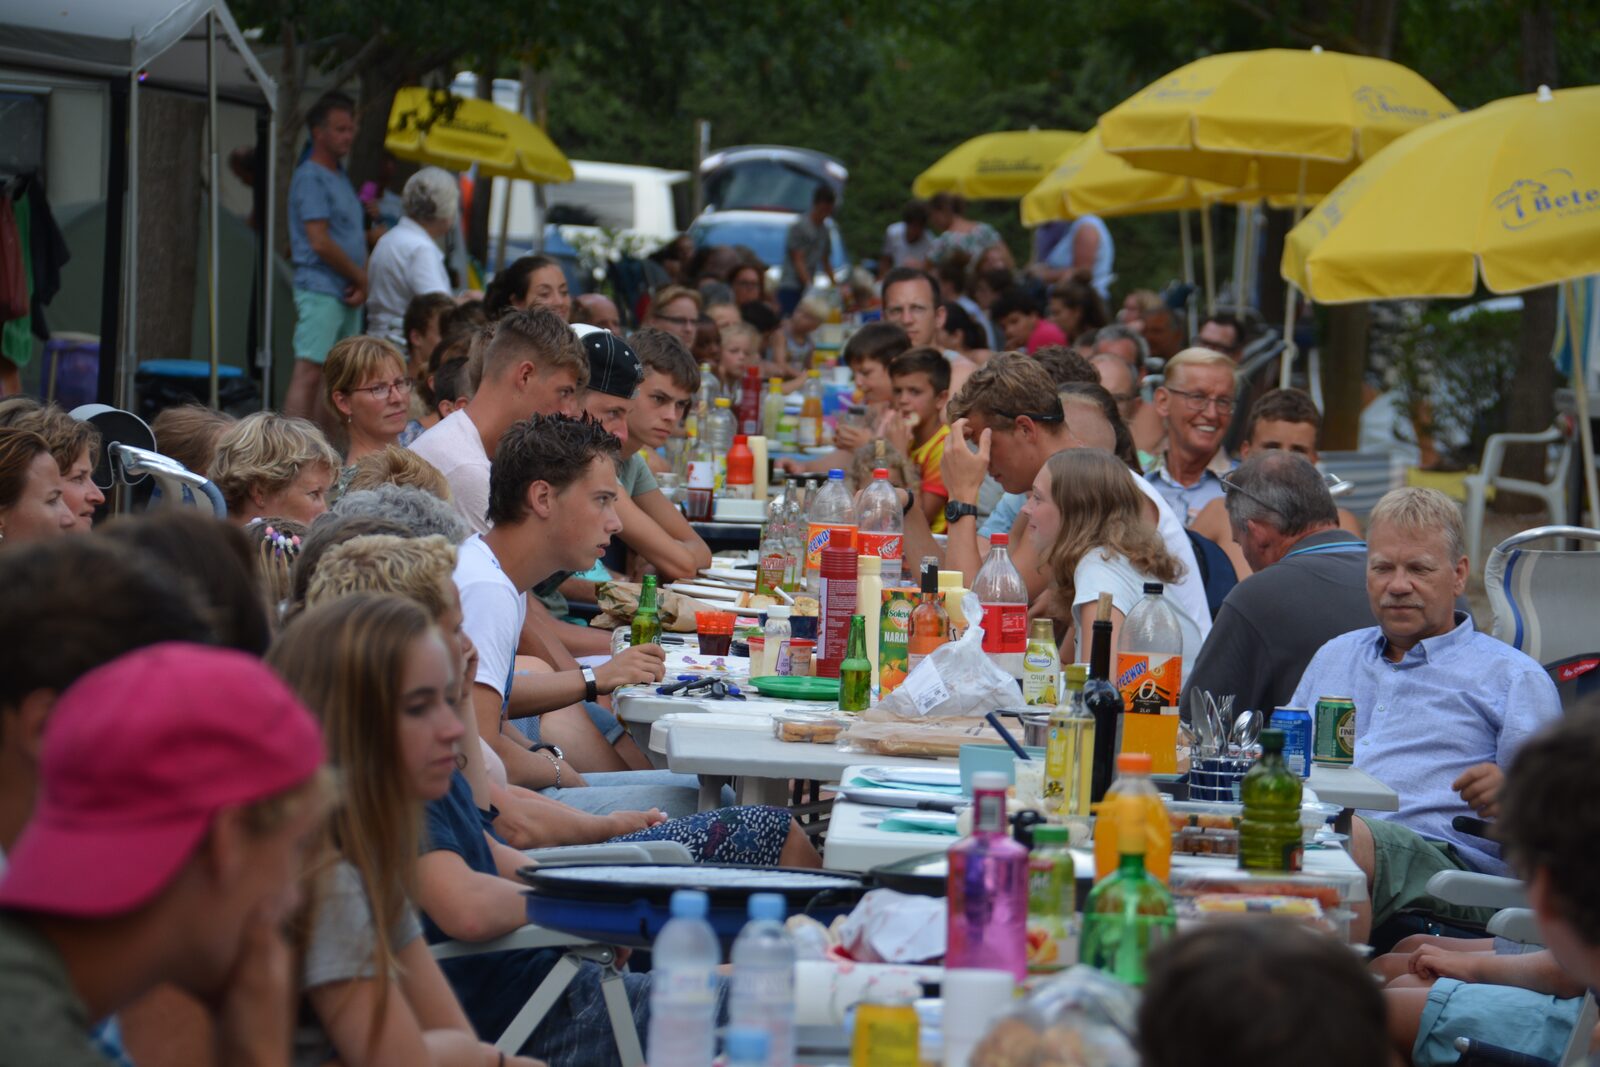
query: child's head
[
  {"left": 992, "top": 287, "right": 1042, "bottom": 351},
  {"left": 790, "top": 297, "right": 828, "bottom": 339},
  {"left": 843, "top": 322, "right": 911, "bottom": 406},
  {"left": 719, "top": 322, "right": 760, "bottom": 380},
  {"left": 889, "top": 347, "right": 952, "bottom": 431},
  {"left": 691, "top": 316, "right": 722, "bottom": 368},
  {"left": 430, "top": 357, "right": 473, "bottom": 419}
]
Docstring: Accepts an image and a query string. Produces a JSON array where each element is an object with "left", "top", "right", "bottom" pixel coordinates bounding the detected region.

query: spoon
[{"left": 1231, "top": 709, "right": 1259, "bottom": 755}]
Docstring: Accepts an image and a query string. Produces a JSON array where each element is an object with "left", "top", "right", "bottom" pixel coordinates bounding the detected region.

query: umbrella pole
[
  {"left": 1178, "top": 210, "right": 1197, "bottom": 335},
  {"left": 1279, "top": 161, "right": 1309, "bottom": 390},
  {"left": 1200, "top": 205, "right": 1216, "bottom": 315},
  {"left": 1564, "top": 279, "right": 1600, "bottom": 527}
]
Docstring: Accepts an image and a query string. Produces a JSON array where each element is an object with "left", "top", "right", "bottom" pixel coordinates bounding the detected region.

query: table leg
[
  {"left": 698, "top": 774, "right": 731, "bottom": 811},
  {"left": 734, "top": 776, "right": 797, "bottom": 808}
]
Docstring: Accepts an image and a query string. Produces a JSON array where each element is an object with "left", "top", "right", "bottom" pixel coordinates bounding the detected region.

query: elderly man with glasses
[{"left": 1148, "top": 347, "right": 1241, "bottom": 524}]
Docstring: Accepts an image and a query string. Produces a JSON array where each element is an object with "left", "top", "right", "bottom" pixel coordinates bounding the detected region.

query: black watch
[
  {"left": 944, "top": 500, "right": 979, "bottom": 526},
  {"left": 580, "top": 665, "right": 598, "bottom": 703},
  {"left": 530, "top": 742, "right": 565, "bottom": 760}
]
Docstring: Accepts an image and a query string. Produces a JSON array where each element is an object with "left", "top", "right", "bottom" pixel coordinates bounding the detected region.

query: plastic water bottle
[
  {"left": 707, "top": 398, "right": 737, "bottom": 491},
  {"left": 729, "top": 893, "right": 796, "bottom": 1067},
  {"left": 647, "top": 889, "right": 720, "bottom": 1067},
  {"left": 805, "top": 469, "right": 857, "bottom": 594},
  {"left": 973, "top": 533, "right": 1029, "bottom": 680},
  {"left": 856, "top": 467, "right": 904, "bottom": 587}
]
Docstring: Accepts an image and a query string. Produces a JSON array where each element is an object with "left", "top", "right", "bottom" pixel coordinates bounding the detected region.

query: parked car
[
  {"left": 693, "top": 145, "right": 851, "bottom": 286},
  {"left": 688, "top": 209, "right": 850, "bottom": 288}
]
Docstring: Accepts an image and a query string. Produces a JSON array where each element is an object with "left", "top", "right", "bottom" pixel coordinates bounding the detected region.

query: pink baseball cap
[{"left": 0, "top": 643, "right": 326, "bottom": 917}]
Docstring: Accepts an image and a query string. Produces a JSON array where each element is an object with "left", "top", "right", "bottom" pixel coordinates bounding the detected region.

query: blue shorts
[
  {"left": 1413, "top": 977, "right": 1583, "bottom": 1067},
  {"left": 292, "top": 288, "right": 362, "bottom": 364},
  {"left": 511, "top": 701, "right": 625, "bottom": 746}
]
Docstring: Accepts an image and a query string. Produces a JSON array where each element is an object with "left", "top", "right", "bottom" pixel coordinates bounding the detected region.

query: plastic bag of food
[
  {"left": 969, "top": 966, "right": 1140, "bottom": 1067},
  {"left": 870, "top": 593, "right": 1017, "bottom": 720},
  {"left": 836, "top": 717, "right": 1001, "bottom": 758},
  {"left": 589, "top": 581, "right": 716, "bottom": 631}
]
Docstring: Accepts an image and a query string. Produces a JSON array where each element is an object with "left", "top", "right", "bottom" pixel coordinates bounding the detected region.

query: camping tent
[{"left": 0, "top": 0, "right": 277, "bottom": 409}]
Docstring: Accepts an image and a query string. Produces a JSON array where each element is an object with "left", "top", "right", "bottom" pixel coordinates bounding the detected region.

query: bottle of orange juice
[{"left": 1092, "top": 752, "right": 1172, "bottom": 883}]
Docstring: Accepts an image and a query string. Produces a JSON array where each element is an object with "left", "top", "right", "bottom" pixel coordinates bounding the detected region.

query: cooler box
[
  {"left": 40, "top": 333, "right": 100, "bottom": 410},
  {"left": 135, "top": 359, "right": 259, "bottom": 420}
]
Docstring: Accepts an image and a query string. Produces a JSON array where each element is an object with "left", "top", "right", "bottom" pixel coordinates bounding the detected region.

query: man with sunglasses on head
[{"left": 1148, "top": 348, "right": 1240, "bottom": 524}]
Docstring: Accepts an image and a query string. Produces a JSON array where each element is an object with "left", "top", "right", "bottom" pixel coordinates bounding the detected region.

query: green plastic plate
[{"left": 749, "top": 675, "right": 841, "bottom": 701}]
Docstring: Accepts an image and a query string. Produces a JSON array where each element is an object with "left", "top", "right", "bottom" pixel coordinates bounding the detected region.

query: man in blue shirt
[
  {"left": 285, "top": 92, "right": 370, "bottom": 428},
  {"left": 1289, "top": 488, "right": 1561, "bottom": 939}
]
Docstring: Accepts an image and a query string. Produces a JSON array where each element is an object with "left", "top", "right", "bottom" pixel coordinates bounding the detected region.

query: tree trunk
[
  {"left": 1321, "top": 304, "right": 1368, "bottom": 450},
  {"left": 136, "top": 91, "right": 204, "bottom": 361},
  {"left": 465, "top": 55, "right": 496, "bottom": 265},
  {"left": 348, "top": 64, "right": 401, "bottom": 194},
  {"left": 1498, "top": 0, "right": 1560, "bottom": 504}
]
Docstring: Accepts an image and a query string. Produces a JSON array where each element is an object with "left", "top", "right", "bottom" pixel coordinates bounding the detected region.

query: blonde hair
[
  {"left": 268, "top": 594, "right": 438, "bottom": 1051},
  {"left": 241, "top": 516, "right": 307, "bottom": 626},
  {"left": 652, "top": 285, "right": 703, "bottom": 315},
  {"left": 1041, "top": 448, "right": 1183, "bottom": 605},
  {"left": 719, "top": 322, "right": 760, "bottom": 347},
  {"left": 305, "top": 534, "right": 457, "bottom": 618},
  {"left": 151, "top": 403, "right": 237, "bottom": 476},
  {"left": 0, "top": 399, "right": 100, "bottom": 474},
  {"left": 345, "top": 446, "right": 451, "bottom": 500},
  {"left": 210, "top": 412, "right": 340, "bottom": 517},
  {"left": 324, "top": 336, "right": 408, "bottom": 419},
  {"left": 1161, "top": 347, "right": 1238, "bottom": 390},
  {"left": 795, "top": 296, "right": 829, "bottom": 321},
  {"left": 1368, "top": 487, "right": 1467, "bottom": 561}
]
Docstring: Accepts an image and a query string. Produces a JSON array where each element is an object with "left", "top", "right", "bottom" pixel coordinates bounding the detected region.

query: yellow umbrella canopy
[
  {"left": 1098, "top": 48, "right": 1455, "bottom": 195},
  {"left": 913, "top": 129, "right": 1084, "bottom": 200},
  {"left": 1284, "top": 84, "right": 1600, "bottom": 302},
  {"left": 385, "top": 87, "right": 574, "bottom": 184}
]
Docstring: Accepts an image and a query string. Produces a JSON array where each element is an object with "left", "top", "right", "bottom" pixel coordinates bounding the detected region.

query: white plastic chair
[
  {"left": 1463, "top": 422, "right": 1573, "bottom": 571},
  {"left": 429, "top": 840, "right": 694, "bottom": 1066},
  {"left": 1484, "top": 527, "right": 1600, "bottom": 703}
]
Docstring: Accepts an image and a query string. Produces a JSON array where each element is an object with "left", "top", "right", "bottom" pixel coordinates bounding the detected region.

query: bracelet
[
  {"left": 534, "top": 747, "right": 562, "bottom": 789},
  {"left": 901, "top": 486, "right": 916, "bottom": 515},
  {"left": 498, "top": 1052, "right": 505, "bottom": 1067}
]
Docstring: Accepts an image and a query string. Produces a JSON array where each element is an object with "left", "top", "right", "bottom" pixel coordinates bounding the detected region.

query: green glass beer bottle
[
  {"left": 1239, "top": 728, "right": 1304, "bottom": 872},
  {"left": 839, "top": 614, "right": 872, "bottom": 712},
  {"left": 631, "top": 574, "right": 662, "bottom": 648}
]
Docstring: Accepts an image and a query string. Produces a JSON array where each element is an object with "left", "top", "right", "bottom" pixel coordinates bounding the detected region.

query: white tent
[{"left": 0, "top": 0, "right": 277, "bottom": 408}]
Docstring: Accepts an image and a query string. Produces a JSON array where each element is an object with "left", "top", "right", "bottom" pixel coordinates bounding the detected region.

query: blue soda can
[{"left": 1270, "top": 707, "right": 1313, "bottom": 778}]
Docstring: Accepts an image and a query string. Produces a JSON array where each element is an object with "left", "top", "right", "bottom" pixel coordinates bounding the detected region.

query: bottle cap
[
  {"left": 1259, "top": 727, "right": 1285, "bottom": 752},
  {"left": 1142, "top": 582, "right": 1164, "bottom": 595},
  {"left": 669, "top": 888, "right": 709, "bottom": 919},
  {"left": 1116, "top": 752, "right": 1153, "bottom": 774},
  {"left": 857, "top": 555, "right": 881, "bottom": 576},
  {"left": 972, "top": 771, "right": 1009, "bottom": 791},
  {"left": 748, "top": 892, "right": 786, "bottom": 922},
  {"left": 873, "top": 467, "right": 889, "bottom": 479},
  {"left": 920, "top": 562, "right": 940, "bottom": 593},
  {"left": 828, "top": 468, "right": 844, "bottom": 480},
  {"left": 991, "top": 532, "right": 1009, "bottom": 546},
  {"left": 765, "top": 606, "right": 791, "bottom": 620},
  {"left": 1064, "top": 663, "right": 1088, "bottom": 686},
  {"left": 724, "top": 1027, "right": 769, "bottom": 1062},
  {"left": 716, "top": 397, "right": 732, "bottom": 408},
  {"left": 1032, "top": 824, "right": 1071, "bottom": 845}
]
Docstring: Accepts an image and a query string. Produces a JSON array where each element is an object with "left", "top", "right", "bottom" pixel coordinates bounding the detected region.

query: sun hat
[
  {"left": 572, "top": 322, "right": 642, "bottom": 399},
  {"left": 0, "top": 643, "right": 325, "bottom": 917}
]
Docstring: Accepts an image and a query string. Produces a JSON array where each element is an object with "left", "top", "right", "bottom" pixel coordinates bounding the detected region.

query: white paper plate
[
  {"left": 858, "top": 765, "right": 963, "bottom": 788},
  {"left": 667, "top": 583, "right": 742, "bottom": 602}
]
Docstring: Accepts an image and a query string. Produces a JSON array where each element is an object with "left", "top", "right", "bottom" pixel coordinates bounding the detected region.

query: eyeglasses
[
  {"left": 1218, "top": 470, "right": 1278, "bottom": 515},
  {"left": 352, "top": 378, "right": 413, "bottom": 399},
  {"left": 991, "top": 409, "right": 1065, "bottom": 425},
  {"left": 1195, "top": 336, "right": 1242, "bottom": 356},
  {"left": 654, "top": 314, "right": 699, "bottom": 329},
  {"left": 1163, "top": 386, "right": 1236, "bottom": 415}
]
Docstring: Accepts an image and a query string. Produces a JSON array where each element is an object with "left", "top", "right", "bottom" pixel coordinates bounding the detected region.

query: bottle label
[
  {"left": 757, "top": 552, "right": 787, "bottom": 595},
  {"left": 687, "top": 459, "right": 714, "bottom": 490},
  {"left": 799, "top": 416, "right": 821, "bottom": 447},
  {"left": 1116, "top": 652, "right": 1182, "bottom": 714},
  {"left": 857, "top": 530, "right": 903, "bottom": 563},
  {"left": 975, "top": 792, "right": 1005, "bottom": 832},
  {"left": 818, "top": 576, "right": 857, "bottom": 675},
  {"left": 714, "top": 454, "right": 729, "bottom": 492},
  {"left": 805, "top": 523, "right": 854, "bottom": 572},
  {"left": 980, "top": 604, "right": 1028, "bottom": 654},
  {"left": 878, "top": 592, "right": 914, "bottom": 693}
]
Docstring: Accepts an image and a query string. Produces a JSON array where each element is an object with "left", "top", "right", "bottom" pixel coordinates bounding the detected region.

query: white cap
[
  {"left": 766, "top": 606, "right": 791, "bottom": 620},
  {"left": 971, "top": 771, "right": 1009, "bottom": 791}
]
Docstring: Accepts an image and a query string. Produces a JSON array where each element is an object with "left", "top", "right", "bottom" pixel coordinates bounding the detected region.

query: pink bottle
[{"left": 946, "top": 771, "right": 1030, "bottom": 980}]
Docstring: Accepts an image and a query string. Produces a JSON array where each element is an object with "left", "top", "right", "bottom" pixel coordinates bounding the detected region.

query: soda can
[
  {"left": 1314, "top": 696, "right": 1357, "bottom": 765},
  {"left": 1270, "top": 707, "right": 1313, "bottom": 778}
]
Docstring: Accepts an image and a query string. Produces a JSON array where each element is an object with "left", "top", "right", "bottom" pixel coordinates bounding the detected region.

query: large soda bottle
[
  {"left": 1239, "top": 728, "right": 1304, "bottom": 872},
  {"left": 798, "top": 370, "right": 825, "bottom": 448},
  {"left": 729, "top": 892, "right": 796, "bottom": 1067},
  {"left": 1079, "top": 792, "right": 1176, "bottom": 987},
  {"left": 781, "top": 476, "right": 809, "bottom": 592},
  {"left": 855, "top": 467, "right": 904, "bottom": 586},
  {"left": 946, "top": 771, "right": 1030, "bottom": 980},
  {"left": 707, "top": 397, "right": 737, "bottom": 491},
  {"left": 804, "top": 469, "right": 856, "bottom": 594},
  {"left": 647, "top": 889, "right": 720, "bottom": 1067},
  {"left": 738, "top": 366, "right": 763, "bottom": 436},
  {"left": 1092, "top": 752, "right": 1172, "bottom": 883},
  {"left": 974, "top": 534, "right": 1029, "bottom": 680},
  {"left": 1115, "top": 582, "right": 1184, "bottom": 775},
  {"left": 684, "top": 426, "right": 715, "bottom": 522}
]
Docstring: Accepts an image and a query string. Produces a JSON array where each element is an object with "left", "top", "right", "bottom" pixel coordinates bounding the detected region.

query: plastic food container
[{"left": 772, "top": 712, "right": 849, "bottom": 744}]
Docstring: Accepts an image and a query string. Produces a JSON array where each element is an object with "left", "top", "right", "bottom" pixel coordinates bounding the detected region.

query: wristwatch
[
  {"left": 531, "top": 743, "right": 564, "bottom": 788},
  {"left": 580, "top": 665, "right": 599, "bottom": 703},
  {"left": 901, "top": 486, "right": 917, "bottom": 516},
  {"left": 944, "top": 500, "right": 979, "bottom": 526}
]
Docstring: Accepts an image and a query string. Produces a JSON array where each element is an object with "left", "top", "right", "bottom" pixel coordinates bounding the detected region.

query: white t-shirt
[
  {"left": 1131, "top": 474, "right": 1213, "bottom": 643},
  {"left": 881, "top": 220, "right": 936, "bottom": 267},
  {"left": 454, "top": 534, "right": 525, "bottom": 703},
  {"left": 365, "top": 217, "right": 452, "bottom": 343},
  {"left": 1072, "top": 549, "right": 1206, "bottom": 669},
  {"left": 410, "top": 408, "right": 491, "bottom": 534}
]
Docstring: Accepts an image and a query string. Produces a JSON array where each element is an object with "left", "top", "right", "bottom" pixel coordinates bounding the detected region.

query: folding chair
[
  {"left": 1463, "top": 422, "right": 1573, "bottom": 571},
  {"left": 1317, "top": 450, "right": 1405, "bottom": 523},
  {"left": 1485, "top": 526, "right": 1600, "bottom": 710},
  {"left": 428, "top": 840, "right": 693, "bottom": 1066}
]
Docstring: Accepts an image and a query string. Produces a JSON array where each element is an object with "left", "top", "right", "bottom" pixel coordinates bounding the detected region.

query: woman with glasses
[
  {"left": 1023, "top": 447, "right": 1206, "bottom": 666},
  {"left": 323, "top": 336, "right": 414, "bottom": 501}
]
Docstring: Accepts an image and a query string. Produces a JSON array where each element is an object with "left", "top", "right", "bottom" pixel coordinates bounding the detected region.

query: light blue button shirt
[
  {"left": 980, "top": 491, "right": 1026, "bottom": 538},
  {"left": 1289, "top": 612, "right": 1561, "bottom": 874}
]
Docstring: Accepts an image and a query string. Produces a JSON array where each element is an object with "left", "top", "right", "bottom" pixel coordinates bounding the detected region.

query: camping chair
[
  {"left": 1485, "top": 526, "right": 1600, "bottom": 710},
  {"left": 1317, "top": 450, "right": 1405, "bottom": 522},
  {"left": 429, "top": 840, "right": 694, "bottom": 1066},
  {"left": 1463, "top": 422, "right": 1574, "bottom": 571}
]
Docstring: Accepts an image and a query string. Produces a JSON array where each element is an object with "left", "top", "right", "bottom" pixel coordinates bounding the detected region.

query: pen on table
[{"left": 984, "top": 711, "right": 1032, "bottom": 761}]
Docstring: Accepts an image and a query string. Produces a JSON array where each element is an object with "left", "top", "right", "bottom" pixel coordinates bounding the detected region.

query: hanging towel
[
  {"left": 0, "top": 193, "right": 27, "bottom": 323},
  {"left": 25, "top": 179, "right": 69, "bottom": 341},
  {"left": 1, "top": 194, "right": 34, "bottom": 369}
]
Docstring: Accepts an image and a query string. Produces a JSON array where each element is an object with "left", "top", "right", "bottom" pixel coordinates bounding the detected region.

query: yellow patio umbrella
[
  {"left": 913, "top": 129, "right": 1084, "bottom": 200},
  {"left": 385, "top": 87, "right": 574, "bottom": 184},
  {"left": 1285, "top": 83, "right": 1600, "bottom": 522}
]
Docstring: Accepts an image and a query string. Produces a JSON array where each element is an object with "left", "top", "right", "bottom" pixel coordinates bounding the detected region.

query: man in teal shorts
[{"left": 285, "top": 91, "right": 371, "bottom": 430}]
